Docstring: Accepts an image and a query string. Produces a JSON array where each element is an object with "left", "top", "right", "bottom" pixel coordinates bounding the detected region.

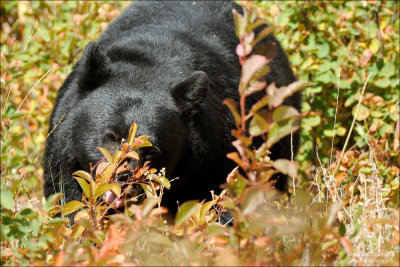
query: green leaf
[
  {"left": 142, "top": 197, "right": 160, "bottom": 218},
  {"left": 250, "top": 25, "right": 274, "bottom": 47},
  {"left": 273, "top": 159, "right": 298, "bottom": 179},
  {"left": 324, "top": 126, "right": 347, "bottom": 137},
  {"left": 374, "top": 77, "right": 390, "bottom": 88},
  {"left": 250, "top": 95, "right": 269, "bottom": 114},
  {"left": 38, "top": 28, "right": 51, "bottom": 42},
  {"left": 272, "top": 105, "right": 300, "bottom": 123},
  {"left": 379, "top": 123, "right": 393, "bottom": 137},
  {"left": 277, "top": 13, "right": 289, "bottom": 25},
  {"left": 140, "top": 183, "right": 155, "bottom": 198},
  {"left": 245, "top": 17, "right": 268, "bottom": 33},
  {"left": 175, "top": 200, "right": 200, "bottom": 225},
  {"left": 97, "top": 147, "right": 112, "bottom": 162},
  {"left": 72, "top": 170, "right": 92, "bottom": 182},
  {"left": 42, "top": 193, "right": 62, "bottom": 212},
  {"left": 200, "top": 200, "right": 217, "bottom": 222},
  {"left": 94, "top": 183, "right": 120, "bottom": 200},
  {"left": 339, "top": 222, "right": 346, "bottom": 237},
  {"left": 147, "top": 232, "right": 173, "bottom": 247},
  {"left": 232, "top": 9, "right": 245, "bottom": 38},
  {"left": 267, "top": 118, "right": 300, "bottom": 149},
  {"left": 134, "top": 136, "right": 153, "bottom": 149},
  {"left": 206, "top": 224, "right": 227, "bottom": 237},
  {"left": 352, "top": 105, "right": 370, "bottom": 121},
  {"left": 249, "top": 109, "right": 269, "bottom": 136},
  {"left": 294, "top": 189, "right": 312, "bottom": 210},
  {"left": 315, "top": 71, "right": 334, "bottom": 84},
  {"left": 148, "top": 174, "right": 171, "bottom": 189},
  {"left": 380, "top": 62, "right": 395, "bottom": 78},
  {"left": 73, "top": 177, "right": 90, "bottom": 198},
  {"left": 62, "top": 200, "right": 85, "bottom": 216},
  {"left": 316, "top": 42, "right": 330, "bottom": 58},
  {"left": 0, "top": 190, "right": 14, "bottom": 210},
  {"left": 303, "top": 115, "right": 321, "bottom": 127}
]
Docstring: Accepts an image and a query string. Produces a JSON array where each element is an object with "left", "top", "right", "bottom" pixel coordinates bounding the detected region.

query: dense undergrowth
[{"left": 1, "top": 1, "right": 399, "bottom": 266}]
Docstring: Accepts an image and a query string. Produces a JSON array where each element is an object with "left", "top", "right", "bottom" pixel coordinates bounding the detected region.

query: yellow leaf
[
  {"left": 369, "top": 39, "right": 379, "bottom": 53},
  {"left": 62, "top": 200, "right": 85, "bottom": 216},
  {"left": 72, "top": 170, "right": 92, "bottom": 182}
]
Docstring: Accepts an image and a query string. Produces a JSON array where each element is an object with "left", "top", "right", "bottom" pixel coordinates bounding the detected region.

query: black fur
[{"left": 43, "top": 1, "right": 301, "bottom": 215}]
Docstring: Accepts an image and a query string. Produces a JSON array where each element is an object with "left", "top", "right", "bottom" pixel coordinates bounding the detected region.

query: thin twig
[
  {"left": 334, "top": 73, "right": 371, "bottom": 175},
  {"left": 330, "top": 67, "right": 341, "bottom": 169}
]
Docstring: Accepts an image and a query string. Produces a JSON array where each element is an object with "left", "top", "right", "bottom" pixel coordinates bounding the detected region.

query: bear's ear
[
  {"left": 172, "top": 71, "right": 209, "bottom": 117},
  {"left": 76, "top": 41, "right": 110, "bottom": 91}
]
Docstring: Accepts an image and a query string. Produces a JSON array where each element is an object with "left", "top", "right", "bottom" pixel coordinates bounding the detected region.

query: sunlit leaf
[
  {"left": 70, "top": 223, "right": 85, "bottom": 239},
  {"left": 148, "top": 174, "right": 171, "bottom": 189},
  {"left": 227, "top": 152, "right": 248, "bottom": 171},
  {"left": 316, "top": 42, "right": 329, "bottom": 58},
  {"left": 72, "top": 170, "right": 92, "bottom": 182},
  {"left": 112, "top": 150, "right": 123, "bottom": 164},
  {"left": 97, "top": 147, "right": 112, "bottom": 162},
  {"left": 62, "top": 200, "right": 85, "bottom": 216},
  {"left": 128, "top": 123, "right": 138, "bottom": 145},
  {"left": 0, "top": 190, "right": 14, "bottom": 210},
  {"left": 232, "top": 9, "right": 245, "bottom": 39},
  {"left": 94, "top": 183, "right": 120, "bottom": 200},
  {"left": 140, "top": 183, "right": 155, "bottom": 198},
  {"left": 374, "top": 77, "right": 390, "bottom": 88},
  {"left": 352, "top": 104, "right": 369, "bottom": 121},
  {"left": 175, "top": 200, "right": 200, "bottom": 225},
  {"left": 124, "top": 150, "right": 139, "bottom": 160},
  {"left": 200, "top": 199, "right": 217, "bottom": 222},
  {"left": 73, "top": 177, "right": 90, "bottom": 198},
  {"left": 74, "top": 210, "right": 91, "bottom": 222},
  {"left": 303, "top": 114, "right": 321, "bottom": 127},
  {"left": 369, "top": 38, "right": 380, "bottom": 53}
]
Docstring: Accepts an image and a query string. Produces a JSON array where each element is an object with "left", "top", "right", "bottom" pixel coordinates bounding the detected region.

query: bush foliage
[{"left": 1, "top": 1, "right": 399, "bottom": 266}]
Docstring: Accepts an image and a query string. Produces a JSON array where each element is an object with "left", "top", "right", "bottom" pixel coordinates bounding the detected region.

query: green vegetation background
[{"left": 1, "top": 1, "right": 399, "bottom": 266}]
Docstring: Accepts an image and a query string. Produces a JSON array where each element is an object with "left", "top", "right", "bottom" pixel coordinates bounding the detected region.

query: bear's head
[{"left": 69, "top": 41, "right": 227, "bottom": 186}]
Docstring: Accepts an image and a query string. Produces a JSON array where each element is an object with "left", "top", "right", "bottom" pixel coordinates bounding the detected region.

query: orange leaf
[
  {"left": 339, "top": 237, "right": 353, "bottom": 257},
  {"left": 334, "top": 172, "right": 348, "bottom": 187},
  {"left": 53, "top": 251, "right": 65, "bottom": 266},
  {"left": 226, "top": 152, "right": 248, "bottom": 171}
]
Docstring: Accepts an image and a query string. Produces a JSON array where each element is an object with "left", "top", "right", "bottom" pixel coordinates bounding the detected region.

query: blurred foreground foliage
[{"left": 1, "top": 1, "right": 399, "bottom": 266}]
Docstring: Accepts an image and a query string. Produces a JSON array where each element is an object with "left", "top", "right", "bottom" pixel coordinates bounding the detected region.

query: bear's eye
[{"left": 102, "top": 129, "right": 118, "bottom": 143}]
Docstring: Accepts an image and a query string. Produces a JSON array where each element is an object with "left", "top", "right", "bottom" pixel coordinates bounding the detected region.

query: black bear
[{"left": 43, "top": 1, "right": 301, "bottom": 216}]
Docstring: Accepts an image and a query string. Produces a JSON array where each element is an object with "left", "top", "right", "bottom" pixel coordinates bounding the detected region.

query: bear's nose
[
  {"left": 127, "top": 158, "right": 139, "bottom": 170},
  {"left": 114, "top": 158, "right": 139, "bottom": 185}
]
